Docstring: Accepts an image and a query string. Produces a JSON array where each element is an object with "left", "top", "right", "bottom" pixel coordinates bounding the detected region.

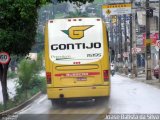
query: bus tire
[{"left": 51, "top": 99, "right": 66, "bottom": 106}]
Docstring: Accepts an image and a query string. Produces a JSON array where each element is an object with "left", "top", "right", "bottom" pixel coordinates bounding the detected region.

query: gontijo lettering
[{"left": 51, "top": 42, "right": 101, "bottom": 50}]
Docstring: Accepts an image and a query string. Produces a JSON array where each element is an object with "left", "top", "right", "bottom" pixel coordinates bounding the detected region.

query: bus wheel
[{"left": 51, "top": 99, "right": 67, "bottom": 106}]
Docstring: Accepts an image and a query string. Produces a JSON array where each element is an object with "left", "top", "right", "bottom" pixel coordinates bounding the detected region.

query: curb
[
  {"left": 0, "top": 92, "right": 42, "bottom": 115},
  {"left": 116, "top": 73, "right": 160, "bottom": 88},
  {"left": 116, "top": 72, "right": 144, "bottom": 79},
  {"left": 116, "top": 73, "right": 131, "bottom": 78}
]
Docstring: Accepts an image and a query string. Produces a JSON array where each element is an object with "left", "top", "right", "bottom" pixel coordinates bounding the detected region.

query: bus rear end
[{"left": 44, "top": 18, "right": 110, "bottom": 102}]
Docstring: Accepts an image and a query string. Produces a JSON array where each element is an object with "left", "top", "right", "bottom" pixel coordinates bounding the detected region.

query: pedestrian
[{"left": 110, "top": 63, "right": 115, "bottom": 76}]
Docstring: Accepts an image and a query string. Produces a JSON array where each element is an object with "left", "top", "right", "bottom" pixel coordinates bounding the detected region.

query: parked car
[{"left": 153, "top": 65, "right": 159, "bottom": 79}]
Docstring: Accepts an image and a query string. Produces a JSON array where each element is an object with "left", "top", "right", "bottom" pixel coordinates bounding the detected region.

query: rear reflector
[
  {"left": 103, "top": 70, "right": 109, "bottom": 81},
  {"left": 46, "top": 72, "right": 51, "bottom": 84}
]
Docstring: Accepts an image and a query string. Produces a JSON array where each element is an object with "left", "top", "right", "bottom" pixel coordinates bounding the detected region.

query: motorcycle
[
  {"left": 110, "top": 63, "right": 115, "bottom": 76},
  {"left": 111, "top": 70, "right": 115, "bottom": 76}
]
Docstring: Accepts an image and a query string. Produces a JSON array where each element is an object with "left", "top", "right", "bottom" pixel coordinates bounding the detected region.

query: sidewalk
[{"left": 117, "top": 72, "right": 160, "bottom": 89}]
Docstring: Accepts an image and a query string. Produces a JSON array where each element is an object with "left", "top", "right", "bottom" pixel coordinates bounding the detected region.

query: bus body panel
[
  {"left": 45, "top": 18, "right": 110, "bottom": 99},
  {"left": 47, "top": 86, "right": 110, "bottom": 99}
]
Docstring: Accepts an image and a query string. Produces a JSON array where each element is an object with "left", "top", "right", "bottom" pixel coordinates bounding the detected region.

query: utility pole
[
  {"left": 113, "top": 15, "right": 117, "bottom": 63},
  {"left": 145, "top": 0, "right": 152, "bottom": 80},
  {"left": 110, "top": 16, "right": 114, "bottom": 62},
  {"left": 130, "top": 0, "right": 133, "bottom": 77},
  {"left": 124, "top": 14, "right": 128, "bottom": 75},
  {"left": 124, "top": 15, "right": 128, "bottom": 75},
  {"left": 131, "top": 0, "right": 137, "bottom": 77},
  {"left": 118, "top": 15, "right": 123, "bottom": 73},
  {"left": 159, "top": 0, "right": 160, "bottom": 82},
  {"left": 115, "top": 15, "right": 119, "bottom": 66}
]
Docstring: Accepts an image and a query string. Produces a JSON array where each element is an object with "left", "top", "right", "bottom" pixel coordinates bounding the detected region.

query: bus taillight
[
  {"left": 103, "top": 70, "right": 109, "bottom": 81},
  {"left": 46, "top": 72, "right": 52, "bottom": 84}
]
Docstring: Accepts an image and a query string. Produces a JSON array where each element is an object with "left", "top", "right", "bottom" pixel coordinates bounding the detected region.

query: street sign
[
  {"left": 156, "top": 40, "right": 160, "bottom": 48},
  {"left": 102, "top": 3, "right": 131, "bottom": 16},
  {"left": 106, "top": 9, "right": 111, "bottom": 15},
  {"left": 0, "top": 52, "right": 10, "bottom": 64}
]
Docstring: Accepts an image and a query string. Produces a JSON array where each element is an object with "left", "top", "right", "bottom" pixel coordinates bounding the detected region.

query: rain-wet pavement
[
  {"left": 108, "top": 75, "right": 160, "bottom": 114},
  {"left": 11, "top": 74, "right": 160, "bottom": 120},
  {"left": 16, "top": 94, "right": 109, "bottom": 120}
]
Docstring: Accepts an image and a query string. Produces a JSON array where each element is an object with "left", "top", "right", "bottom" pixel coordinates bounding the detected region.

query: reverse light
[
  {"left": 46, "top": 72, "right": 51, "bottom": 84},
  {"left": 103, "top": 70, "right": 109, "bottom": 81}
]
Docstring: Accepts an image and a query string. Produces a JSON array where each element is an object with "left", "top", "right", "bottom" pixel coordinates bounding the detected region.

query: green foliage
[
  {"left": 85, "top": 3, "right": 102, "bottom": 17},
  {"left": 0, "top": 0, "right": 48, "bottom": 55},
  {"left": 67, "top": 12, "right": 89, "bottom": 18},
  {"left": 0, "top": 104, "right": 3, "bottom": 111},
  {"left": 7, "top": 71, "right": 17, "bottom": 79},
  {"left": 0, "top": 96, "right": 26, "bottom": 112},
  {"left": 17, "top": 52, "right": 45, "bottom": 98},
  {"left": 17, "top": 59, "right": 35, "bottom": 93},
  {"left": 0, "top": 0, "right": 49, "bottom": 107},
  {"left": 48, "top": 0, "right": 95, "bottom": 8},
  {"left": 35, "top": 52, "right": 43, "bottom": 72},
  {"left": 0, "top": 84, "right": 45, "bottom": 112},
  {"left": 57, "top": 0, "right": 94, "bottom": 4},
  {"left": 31, "top": 75, "right": 46, "bottom": 93},
  {"left": 17, "top": 57, "right": 42, "bottom": 92},
  {"left": 65, "top": 9, "right": 89, "bottom": 18},
  {"left": 93, "top": 0, "right": 103, "bottom": 3},
  {"left": 15, "top": 75, "right": 46, "bottom": 101},
  {"left": 0, "top": 100, "right": 15, "bottom": 112}
]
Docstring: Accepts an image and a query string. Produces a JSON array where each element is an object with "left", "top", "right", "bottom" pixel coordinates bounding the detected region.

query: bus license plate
[{"left": 77, "top": 77, "right": 87, "bottom": 81}]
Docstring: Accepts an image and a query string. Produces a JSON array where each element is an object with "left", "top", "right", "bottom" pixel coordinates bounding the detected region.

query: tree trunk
[
  {"left": 25, "top": 87, "right": 28, "bottom": 99},
  {"left": 0, "top": 60, "right": 10, "bottom": 109}
]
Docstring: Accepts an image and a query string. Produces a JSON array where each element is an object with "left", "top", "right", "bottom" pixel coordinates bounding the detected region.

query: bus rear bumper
[{"left": 47, "top": 85, "right": 110, "bottom": 99}]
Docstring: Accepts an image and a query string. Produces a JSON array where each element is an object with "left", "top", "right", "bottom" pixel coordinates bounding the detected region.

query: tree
[
  {"left": 17, "top": 59, "right": 35, "bottom": 98},
  {"left": 0, "top": 0, "right": 49, "bottom": 109},
  {"left": 57, "top": 0, "right": 94, "bottom": 7},
  {"left": 55, "top": 0, "right": 94, "bottom": 4},
  {"left": 66, "top": 10, "right": 89, "bottom": 18}
]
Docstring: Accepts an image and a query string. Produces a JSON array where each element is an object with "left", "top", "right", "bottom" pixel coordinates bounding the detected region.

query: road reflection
[{"left": 17, "top": 98, "right": 110, "bottom": 120}]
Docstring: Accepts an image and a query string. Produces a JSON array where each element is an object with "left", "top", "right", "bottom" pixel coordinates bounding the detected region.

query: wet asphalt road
[
  {"left": 13, "top": 74, "right": 160, "bottom": 120},
  {"left": 17, "top": 94, "right": 109, "bottom": 120}
]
